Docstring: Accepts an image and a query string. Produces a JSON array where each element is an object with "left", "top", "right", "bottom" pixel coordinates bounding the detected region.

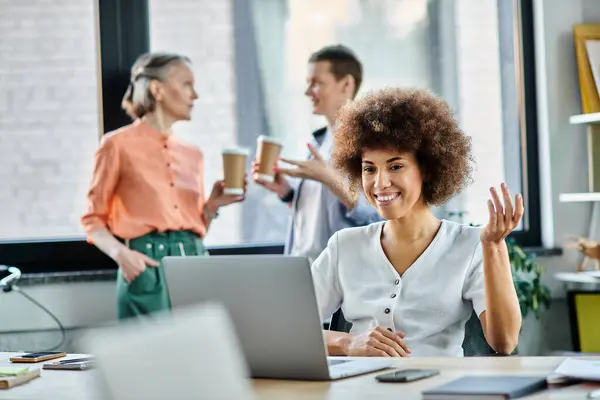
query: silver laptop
[{"left": 162, "top": 255, "right": 391, "bottom": 381}]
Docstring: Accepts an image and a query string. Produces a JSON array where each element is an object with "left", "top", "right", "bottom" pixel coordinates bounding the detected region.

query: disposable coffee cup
[
  {"left": 255, "top": 135, "right": 283, "bottom": 183},
  {"left": 222, "top": 148, "right": 249, "bottom": 196}
]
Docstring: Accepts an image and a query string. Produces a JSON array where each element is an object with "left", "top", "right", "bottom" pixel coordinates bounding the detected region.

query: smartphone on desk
[
  {"left": 376, "top": 369, "right": 440, "bottom": 383},
  {"left": 10, "top": 351, "right": 67, "bottom": 363}
]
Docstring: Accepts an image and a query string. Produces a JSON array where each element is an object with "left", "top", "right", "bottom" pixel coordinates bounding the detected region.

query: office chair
[
  {"left": 328, "top": 308, "right": 353, "bottom": 332},
  {"left": 461, "top": 310, "right": 498, "bottom": 356},
  {"left": 328, "top": 309, "right": 498, "bottom": 356}
]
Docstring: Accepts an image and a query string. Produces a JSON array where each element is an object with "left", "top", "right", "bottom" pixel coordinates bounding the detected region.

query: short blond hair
[{"left": 121, "top": 52, "right": 191, "bottom": 119}]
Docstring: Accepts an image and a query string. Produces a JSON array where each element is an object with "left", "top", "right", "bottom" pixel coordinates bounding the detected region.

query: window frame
[
  {"left": 98, "top": 0, "right": 151, "bottom": 134},
  {"left": 503, "top": 0, "right": 542, "bottom": 247},
  {"left": 0, "top": 0, "right": 545, "bottom": 275}
]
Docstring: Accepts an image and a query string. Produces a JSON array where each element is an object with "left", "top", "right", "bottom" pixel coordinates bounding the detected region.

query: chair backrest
[
  {"left": 461, "top": 310, "right": 497, "bottom": 356},
  {"left": 328, "top": 309, "right": 498, "bottom": 356},
  {"left": 328, "top": 308, "right": 352, "bottom": 333}
]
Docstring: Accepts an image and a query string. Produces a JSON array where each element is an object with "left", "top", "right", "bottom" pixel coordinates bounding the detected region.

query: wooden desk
[{"left": 1, "top": 353, "right": 599, "bottom": 399}]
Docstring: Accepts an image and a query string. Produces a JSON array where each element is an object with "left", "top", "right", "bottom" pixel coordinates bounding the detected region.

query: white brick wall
[
  {"left": 149, "top": 0, "right": 240, "bottom": 246},
  {"left": 0, "top": 0, "right": 99, "bottom": 240}
]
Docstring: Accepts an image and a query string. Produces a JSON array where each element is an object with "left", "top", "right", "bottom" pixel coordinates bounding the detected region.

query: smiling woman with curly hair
[
  {"left": 333, "top": 88, "right": 472, "bottom": 205},
  {"left": 311, "top": 87, "right": 523, "bottom": 358}
]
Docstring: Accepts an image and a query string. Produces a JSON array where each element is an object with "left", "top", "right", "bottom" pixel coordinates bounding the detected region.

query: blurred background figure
[
  {"left": 81, "top": 52, "right": 245, "bottom": 319},
  {"left": 254, "top": 45, "right": 381, "bottom": 263}
]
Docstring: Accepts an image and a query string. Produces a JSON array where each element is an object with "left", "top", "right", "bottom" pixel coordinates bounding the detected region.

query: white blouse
[{"left": 311, "top": 219, "right": 486, "bottom": 357}]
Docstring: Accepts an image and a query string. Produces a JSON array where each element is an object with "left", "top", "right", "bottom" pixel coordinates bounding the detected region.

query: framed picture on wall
[
  {"left": 586, "top": 40, "right": 600, "bottom": 101},
  {"left": 574, "top": 24, "right": 600, "bottom": 114}
]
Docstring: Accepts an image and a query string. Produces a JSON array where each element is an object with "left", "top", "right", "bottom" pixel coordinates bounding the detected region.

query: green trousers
[{"left": 116, "top": 230, "right": 207, "bottom": 320}]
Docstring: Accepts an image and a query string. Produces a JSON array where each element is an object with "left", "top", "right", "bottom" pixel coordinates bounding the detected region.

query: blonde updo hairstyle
[{"left": 121, "top": 52, "right": 191, "bottom": 120}]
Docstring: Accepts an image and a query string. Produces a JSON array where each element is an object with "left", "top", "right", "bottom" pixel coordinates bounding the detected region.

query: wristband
[{"left": 280, "top": 188, "right": 295, "bottom": 203}]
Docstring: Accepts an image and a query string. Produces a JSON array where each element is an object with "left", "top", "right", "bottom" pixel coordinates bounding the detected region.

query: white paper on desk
[
  {"left": 554, "top": 358, "right": 600, "bottom": 381},
  {"left": 582, "top": 270, "right": 600, "bottom": 278}
]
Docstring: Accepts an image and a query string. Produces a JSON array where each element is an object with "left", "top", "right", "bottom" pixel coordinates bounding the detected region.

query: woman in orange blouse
[{"left": 82, "top": 52, "right": 245, "bottom": 319}]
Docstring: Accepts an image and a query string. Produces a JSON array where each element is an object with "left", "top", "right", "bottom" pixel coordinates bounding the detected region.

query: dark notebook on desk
[{"left": 422, "top": 375, "right": 547, "bottom": 399}]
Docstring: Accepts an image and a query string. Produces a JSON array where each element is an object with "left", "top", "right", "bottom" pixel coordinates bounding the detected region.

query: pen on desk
[
  {"left": 588, "top": 388, "right": 600, "bottom": 399},
  {"left": 58, "top": 357, "right": 94, "bottom": 364}
]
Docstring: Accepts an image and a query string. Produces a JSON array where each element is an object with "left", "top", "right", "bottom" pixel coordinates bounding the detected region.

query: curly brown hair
[{"left": 332, "top": 87, "right": 473, "bottom": 206}]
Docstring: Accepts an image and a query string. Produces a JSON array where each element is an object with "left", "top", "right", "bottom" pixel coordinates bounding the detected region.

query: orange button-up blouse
[{"left": 81, "top": 120, "right": 208, "bottom": 240}]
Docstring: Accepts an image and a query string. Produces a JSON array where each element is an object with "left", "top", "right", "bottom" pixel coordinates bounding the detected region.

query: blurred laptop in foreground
[{"left": 79, "top": 302, "right": 254, "bottom": 400}]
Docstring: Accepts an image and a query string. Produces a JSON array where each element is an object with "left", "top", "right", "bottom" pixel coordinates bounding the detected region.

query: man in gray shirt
[{"left": 253, "top": 45, "right": 381, "bottom": 263}]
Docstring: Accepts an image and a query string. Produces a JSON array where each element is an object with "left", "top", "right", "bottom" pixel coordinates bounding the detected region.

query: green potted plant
[{"left": 506, "top": 237, "right": 552, "bottom": 320}]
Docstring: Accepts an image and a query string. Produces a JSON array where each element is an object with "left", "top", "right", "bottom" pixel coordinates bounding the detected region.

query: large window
[
  {"left": 0, "top": 0, "right": 540, "bottom": 274},
  {"left": 146, "top": 0, "right": 541, "bottom": 247}
]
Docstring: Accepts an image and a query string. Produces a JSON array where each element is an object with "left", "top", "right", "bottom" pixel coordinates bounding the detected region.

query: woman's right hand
[
  {"left": 345, "top": 326, "right": 411, "bottom": 357},
  {"left": 251, "top": 159, "right": 291, "bottom": 198},
  {"left": 115, "top": 246, "right": 160, "bottom": 283}
]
